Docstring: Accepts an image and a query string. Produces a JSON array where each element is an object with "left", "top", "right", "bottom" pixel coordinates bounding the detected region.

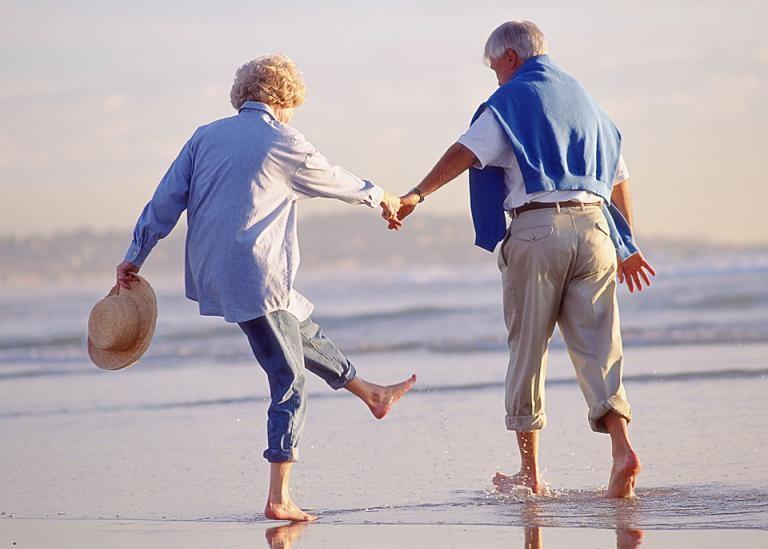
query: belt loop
[
  {"left": 555, "top": 202, "right": 561, "bottom": 213},
  {"left": 579, "top": 202, "right": 585, "bottom": 211}
]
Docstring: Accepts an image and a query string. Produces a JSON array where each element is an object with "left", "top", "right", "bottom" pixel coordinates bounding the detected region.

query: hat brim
[{"left": 88, "top": 275, "right": 157, "bottom": 371}]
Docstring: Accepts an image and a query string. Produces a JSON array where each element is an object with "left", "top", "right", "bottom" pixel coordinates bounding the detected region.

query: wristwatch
[{"left": 411, "top": 188, "right": 425, "bottom": 203}]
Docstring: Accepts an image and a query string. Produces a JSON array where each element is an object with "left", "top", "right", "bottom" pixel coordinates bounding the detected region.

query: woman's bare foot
[
  {"left": 265, "top": 521, "right": 309, "bottom": 548},
  {"left": 493, "top": 470, "right": 542, "bottom": 495},
  {"left": 264, "top": 499, "right": 318, "bottom": 522},
  {"left": 366, "top": 375, "right": 417, "bottom": 419},
  {"left": 605, "top": 449, "right": 641, "bottom": 498}
]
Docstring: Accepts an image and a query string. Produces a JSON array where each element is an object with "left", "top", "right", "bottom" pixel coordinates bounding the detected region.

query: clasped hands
[{"left": 379, "top": 190, "right": 421, "bottom": 230}]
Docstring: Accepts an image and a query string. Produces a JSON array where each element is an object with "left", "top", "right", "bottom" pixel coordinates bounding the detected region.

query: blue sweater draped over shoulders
[{"left": 467, "top": 54, "right": 638, "bottom": 259}]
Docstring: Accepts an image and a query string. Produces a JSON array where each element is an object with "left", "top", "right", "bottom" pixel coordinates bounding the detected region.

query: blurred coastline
[{"left": 3, "top": 213, "right": 768, "bottom": 290}]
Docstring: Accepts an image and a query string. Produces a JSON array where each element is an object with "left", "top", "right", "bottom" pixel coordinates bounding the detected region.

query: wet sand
[
  {"left": 2, "top": 519, "right": 767, "bottom": 548},
  {"left": 2, "top": 344, "right": 767, "bottom": 546}
]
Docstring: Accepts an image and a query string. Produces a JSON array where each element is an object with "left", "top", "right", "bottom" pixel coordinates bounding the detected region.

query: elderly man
[
  {"left": 116, "top": 54, "right": 416, "bottom": 521},
  {"left": 395, "top": 21, "right": 654, "bottom": 498}
]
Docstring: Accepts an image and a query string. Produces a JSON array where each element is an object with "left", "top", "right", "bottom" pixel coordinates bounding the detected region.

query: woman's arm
[{"left": 118, "top": 138, "right": 193, "bottom": 287}]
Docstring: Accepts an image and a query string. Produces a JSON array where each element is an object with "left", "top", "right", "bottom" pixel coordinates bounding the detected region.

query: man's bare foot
[
  {"left": 605, "top": 449, "right": 641, "bottom": 498},
  {"left": 493, "top": 471, "right": 542, "bottom": 495},
  {"left": 264, "top": 499, "right": 318, "bottom": 522},
  {"left": 367, "top": 374, "right": 417, "bottom": 419},
  {"left": 265, "top": 521, "right": 309, "bottom": 548}
]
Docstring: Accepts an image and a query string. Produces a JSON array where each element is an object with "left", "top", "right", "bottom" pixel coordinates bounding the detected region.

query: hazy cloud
[{"left": 1, "top": 1, "right": 766, "bottom": 243}]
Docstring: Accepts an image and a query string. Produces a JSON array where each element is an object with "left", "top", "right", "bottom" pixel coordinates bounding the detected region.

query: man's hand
[
  {"left": 116, "top": 260, "right": 140, "bottom": 289},
  {"left": 387, "top": 191, "right": 421, "bottom": 230},
  {"left": 380, "top": 191, "right": 401, "bottom": 227},
  {"left": 617, "top": 252, "right": 656, "bottom": 293}
]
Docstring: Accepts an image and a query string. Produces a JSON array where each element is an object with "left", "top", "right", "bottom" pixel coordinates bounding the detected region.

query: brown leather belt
[{"left": 509, "top": 200, "right": 603, "bottom": 218}]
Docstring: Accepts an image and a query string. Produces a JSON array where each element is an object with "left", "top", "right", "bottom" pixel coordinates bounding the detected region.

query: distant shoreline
[{"left": 2, "top": 213, "right": 768, "bottom": 289}]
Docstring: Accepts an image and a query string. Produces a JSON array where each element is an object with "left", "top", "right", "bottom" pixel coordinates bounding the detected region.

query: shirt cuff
[
  {"left": 124, "top": 242, "right": 151, "bottom": 267},
  {"left": 366, "top": 181, "right": 385, "bottom": 208}
]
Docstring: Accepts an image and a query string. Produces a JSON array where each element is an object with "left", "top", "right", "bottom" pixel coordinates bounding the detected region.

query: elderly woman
[{"left": 116, "top": 54, "right": 416, "bottom": 522}]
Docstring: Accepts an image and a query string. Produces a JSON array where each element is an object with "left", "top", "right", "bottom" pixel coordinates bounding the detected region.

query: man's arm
[
  {"left": 610, "top": 180, "right": 634, "bottom": 230},
  {"left": 413, "top": 142, "right": 478, "bottom": 196},
  {"left": 609, "top": 179, "right": 656, "bottom": 293},
  {"left": 393, "top": 143, "right": 478, "bottom": 226}
]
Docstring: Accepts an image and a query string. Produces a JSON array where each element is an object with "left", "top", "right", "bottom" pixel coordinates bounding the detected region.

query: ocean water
[
  {"left": 3, "top": 246, "right": 768, "bottom": 375},
  {"left": 1, "top": 247, "right": 767, "bottom": 536}
]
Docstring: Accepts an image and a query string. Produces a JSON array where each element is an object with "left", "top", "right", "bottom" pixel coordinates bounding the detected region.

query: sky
[{"left": 1, "top": 0, "right": 767, "bottom": 243}]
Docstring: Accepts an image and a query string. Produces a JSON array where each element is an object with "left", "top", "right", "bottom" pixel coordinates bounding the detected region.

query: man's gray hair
[{"left": 484, "top": 21, "right": 548, "bottom": 63}]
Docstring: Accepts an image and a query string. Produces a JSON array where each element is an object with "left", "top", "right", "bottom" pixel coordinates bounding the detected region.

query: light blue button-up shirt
[{"left": 125, "top": 101, "right": 384, "bottom": 322}]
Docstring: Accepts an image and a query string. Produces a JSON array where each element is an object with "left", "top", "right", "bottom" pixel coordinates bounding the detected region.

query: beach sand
[{"left": 2, "top": 342, "right": 767, "bottom": 547}]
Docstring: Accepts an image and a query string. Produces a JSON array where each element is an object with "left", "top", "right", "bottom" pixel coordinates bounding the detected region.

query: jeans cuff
[
  {"left": 328, "top": 362, "right": 357, "bottom": 390},
  {"left": 263, "top": 447, "right": 299, "bottom": 463},
  {"left": 505, "top": 413, "right": 546, "bottom": 431},
  {"left": 589, "top": 396, "right": 632, "bottom": 433}
]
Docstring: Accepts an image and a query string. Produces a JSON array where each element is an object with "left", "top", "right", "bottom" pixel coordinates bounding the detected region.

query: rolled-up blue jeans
[{"left": 238, "top": 310, "right": 357, "bottom": 463}]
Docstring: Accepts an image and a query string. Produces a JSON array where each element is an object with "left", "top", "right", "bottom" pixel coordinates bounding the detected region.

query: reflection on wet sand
[
  {"left": 263, "top": 518, "right": 644, "bottom": 549},
  {"left": 524, "top": 525, "right": 542, "bottom": 549},
  {"left": 520, "top": 499, "right": 644, "bottom": 549},
  {"left": 522, "top": 525, "right": 643, "bottom": 549},
  {"left": 262, "top": 498, "right": 645, "bottom": 548},
  {"left": 616, "top": 528, "right": 645, "bottom": 548},
  {"left": 265, "top": 522, "right": 308, "bottom": 549}
]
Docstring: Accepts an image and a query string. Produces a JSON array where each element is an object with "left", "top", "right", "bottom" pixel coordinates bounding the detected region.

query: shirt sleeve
[
  {"left": 457, "top": 108, "right": 516, "bottom": 169},
  {"left": 285, "top": 132, "right": 384, "bottom": 207},
  {"left": 614, "top": 155, "right": 630, "bottom": 185},
  {"left": 124, "top": 138, "right": 193, "bottom": 267}
]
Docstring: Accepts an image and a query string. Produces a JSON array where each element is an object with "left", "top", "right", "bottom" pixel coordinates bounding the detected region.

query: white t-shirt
[{"left": 458, "top": 108, "right": 630, "bottom": 211}]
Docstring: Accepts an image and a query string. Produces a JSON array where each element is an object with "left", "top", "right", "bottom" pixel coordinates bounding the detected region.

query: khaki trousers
[{"left": 498, "top": 204, "right": 631, "bottom": 434}]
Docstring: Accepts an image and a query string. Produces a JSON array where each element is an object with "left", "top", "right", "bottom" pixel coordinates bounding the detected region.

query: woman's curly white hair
[{"left": 230, "top": 54, "right": 306, "bottom": 110}]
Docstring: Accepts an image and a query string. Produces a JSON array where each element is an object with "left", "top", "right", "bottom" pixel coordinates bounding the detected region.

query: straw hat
[{"left": 87, "top": 274, "right": 157, "bottom": 370}]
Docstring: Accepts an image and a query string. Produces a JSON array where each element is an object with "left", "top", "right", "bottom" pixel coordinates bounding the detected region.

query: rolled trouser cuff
[
  {"left": 327, "top": 363, "right": 357, "bottom": 390},
  {"left": 589, "top": 396, "right": 632, "bottom": 433},
  {"left": 505, "top": 413, "right": 547, "bottom": 431},
  {"left": 263, "top": 447, "right": 299, "bottom": 463}
]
